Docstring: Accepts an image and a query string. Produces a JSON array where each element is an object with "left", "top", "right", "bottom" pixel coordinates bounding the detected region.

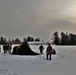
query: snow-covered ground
[{"left": 0, "top": 44, "right": 76, "bottom": 75}]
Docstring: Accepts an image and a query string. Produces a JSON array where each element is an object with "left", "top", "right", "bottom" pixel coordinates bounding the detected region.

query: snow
[{"left": 0, "top": 45, "right": 76, "bottom": 75}]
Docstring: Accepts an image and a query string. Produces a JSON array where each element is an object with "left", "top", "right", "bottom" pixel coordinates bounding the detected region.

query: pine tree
[{"left": 52, "top": 31, "right": 60, "bottom": 45}]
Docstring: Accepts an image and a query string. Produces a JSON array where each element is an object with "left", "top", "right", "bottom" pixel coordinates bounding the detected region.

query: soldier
[
  {"left": 7, "top": 44, "right": 12, "bottom": 54},
  {"left": 46, "top": 44, "right": 52, "bottom": 60},
  {"left": 0, "top": 46, "right": 1, "bottom": 52},
  {"left": 3, "top": 43, "right": 7, "bottom": 54},
  {"left": 39, "top": 44, "right": 44, "bottom": 54}
]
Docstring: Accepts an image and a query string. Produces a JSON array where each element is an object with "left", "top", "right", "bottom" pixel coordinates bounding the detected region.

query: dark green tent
[{"left": 12, "top": 42, "right": 39, "bottom": 55}]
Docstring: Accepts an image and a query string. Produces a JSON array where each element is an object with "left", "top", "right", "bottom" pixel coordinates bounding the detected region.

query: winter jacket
[
  {"left": 39, "top": 45, "right": 44, "bottom": 50},
  {"left": 46, "top": 46, "right": 52, "bottom": 55}
]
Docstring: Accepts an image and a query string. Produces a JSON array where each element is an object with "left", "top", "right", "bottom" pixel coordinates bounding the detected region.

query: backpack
[{"left": 52, "top": 49, "right": 56, "bottom": 55}]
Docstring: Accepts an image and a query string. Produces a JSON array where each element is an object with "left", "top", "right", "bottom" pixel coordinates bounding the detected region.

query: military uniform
[
  {"left": 46, "top": 44, "right": 52, "bottom": 60},
  {"left": 39, "top": 45, "right": 44, "bottom": 54}
]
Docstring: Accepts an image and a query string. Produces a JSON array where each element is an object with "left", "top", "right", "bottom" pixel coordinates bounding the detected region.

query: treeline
[
  {"left": 0, "top": 36, "right": 40, "bottom": 45},
  {"left": 52, "top": 31, "right": 76, "bottom": 45}
]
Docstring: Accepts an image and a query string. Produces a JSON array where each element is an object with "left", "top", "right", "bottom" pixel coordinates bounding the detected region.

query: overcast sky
[{"left": 0, "top": 0, "right": 76, "bottom": 41}]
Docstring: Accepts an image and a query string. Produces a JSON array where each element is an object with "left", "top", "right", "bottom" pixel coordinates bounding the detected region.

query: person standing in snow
[
  {"left": 7, "top": 43, "right": 12, "bottom": 54},
  {"left": 46, "top": 44, "right": 52, "bottom": 60},
  {"left": 0, "top": 46, "right": 1, "bottom": 52},
  {"left": 3, "top": 43, "right": 8, "bottom": 54},
  {"left": 39, "top": 44, "right": 44, "bottom": 54}
]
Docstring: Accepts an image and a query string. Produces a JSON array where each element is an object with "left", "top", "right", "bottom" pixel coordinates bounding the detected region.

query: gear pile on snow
[{"left": 52, "top": 49, "right": 56, "bottom": 55}]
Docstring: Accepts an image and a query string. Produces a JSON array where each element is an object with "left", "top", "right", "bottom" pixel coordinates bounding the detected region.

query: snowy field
[{"left": 0, "top": 44, "right": 76, "bottom": 75}]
